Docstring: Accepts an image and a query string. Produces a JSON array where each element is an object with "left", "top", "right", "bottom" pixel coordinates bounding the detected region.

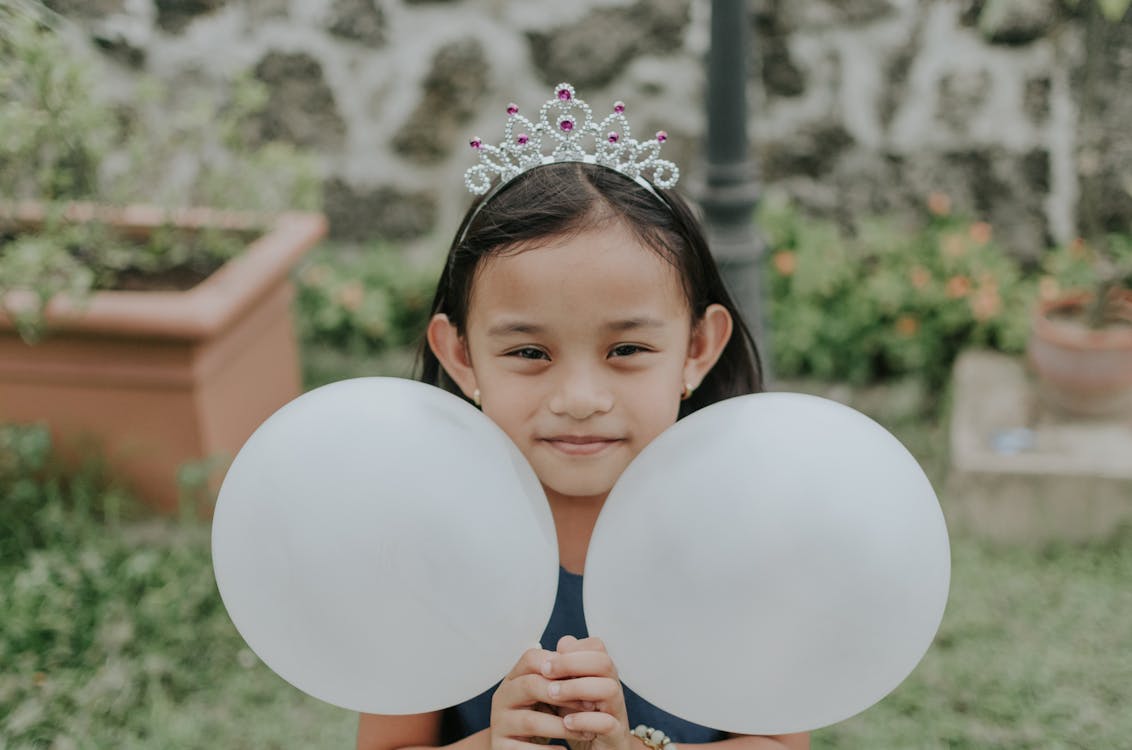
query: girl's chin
[{"left": 540, "top": 479, "right": 617, "bottom": 503}]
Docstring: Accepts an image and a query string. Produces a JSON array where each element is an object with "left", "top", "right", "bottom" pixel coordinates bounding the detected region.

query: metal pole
[{"left": 699, "top": 0, "right": 773, "bottom": 384}]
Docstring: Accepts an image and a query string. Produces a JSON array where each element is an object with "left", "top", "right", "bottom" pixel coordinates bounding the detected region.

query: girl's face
[{"left": 429, "top": 219, "right": 732, "bottom": 502}]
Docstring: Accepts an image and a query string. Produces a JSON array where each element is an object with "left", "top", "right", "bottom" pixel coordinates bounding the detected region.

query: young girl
[{"left": 358, "top": 86, "right": 809, "bottom": 750}]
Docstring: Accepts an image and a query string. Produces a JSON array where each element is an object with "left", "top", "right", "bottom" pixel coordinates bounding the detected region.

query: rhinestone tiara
[{"left": 463, "top": 82, "right": 680, "bottom": 196}]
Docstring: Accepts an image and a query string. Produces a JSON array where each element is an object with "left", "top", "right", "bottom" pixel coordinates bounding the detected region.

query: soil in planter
[
  {"left": 1048, "top": 304, "right": 1132, "bottom": 331},
  {"left": 111, "top": 264, "right": 223, "bottom": 292},
  {"left": 1, "top": 223, "right": 257, "bottom": 293}
]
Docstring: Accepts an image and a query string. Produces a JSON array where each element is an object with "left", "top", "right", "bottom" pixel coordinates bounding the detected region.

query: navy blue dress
[{"left": 440, "top": 568, "right": 727, "bottom": 746}]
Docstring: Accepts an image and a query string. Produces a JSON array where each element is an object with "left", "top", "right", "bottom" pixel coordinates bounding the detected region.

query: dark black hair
[{"left": 417, "top": 161, "right": 762, "bottom": 417}]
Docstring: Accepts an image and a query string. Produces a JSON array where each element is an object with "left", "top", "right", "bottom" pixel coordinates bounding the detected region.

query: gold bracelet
[{"left": 631, "top": 725, "right": 675, "bottom": 750}]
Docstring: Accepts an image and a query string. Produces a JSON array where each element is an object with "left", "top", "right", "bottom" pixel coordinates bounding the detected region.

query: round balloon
[
  {"left": 583, "top": 392, "right": 950, "bottom": 735},
  {"left": 212, "top": 377, "right": 558, "bottom": 714}
]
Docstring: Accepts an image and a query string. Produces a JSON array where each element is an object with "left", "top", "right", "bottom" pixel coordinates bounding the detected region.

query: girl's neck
[{"left": 544, "top": 488, "right": 607, "bottom": 576}]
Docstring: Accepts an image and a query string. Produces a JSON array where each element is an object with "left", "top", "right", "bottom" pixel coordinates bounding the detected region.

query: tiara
[{"left": 463, "top": 82, "right": 680, "bottom": 195}]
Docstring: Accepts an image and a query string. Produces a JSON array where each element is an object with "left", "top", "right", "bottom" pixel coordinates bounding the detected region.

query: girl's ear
[
  {"left": 427, "top": 313, "right": 478, "bottom": 400},
  {"left": 683, "top": 303, "right": 733, "bottom": 390}
]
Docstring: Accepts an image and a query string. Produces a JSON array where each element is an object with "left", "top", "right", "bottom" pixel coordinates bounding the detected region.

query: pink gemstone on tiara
[
  {"left": 613, "top": 101, "right": 625, "bottom": 113},
  {"left": 558, "top": 88, "right": 571, "bottom": 101},
  {"left": 507, "top": 103, "right": 519, "bottom": 116},
  {"left": 470, "top": 137, "right": 482, "bottom": 149},
  {"left": 608, "top": 132, "right": 619, "bottom": 143},
  {"left": 560, "top": 119, "right": 574, "bottom": 132},
  {"left": 517, "top": 133, "right": 529, "bottom": 144},
  {"left": 656, "top": 131, "right": 668, "bottom": 142}
]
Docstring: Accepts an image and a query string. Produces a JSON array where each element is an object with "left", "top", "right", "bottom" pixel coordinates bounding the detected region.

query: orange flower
[
  {"left": 1038, "top": 275, "right": 1061, "bottom": 301},
  {"left": 909, "top": 266, "right": 931, "bottom": 289},
  {"left": 773, "top": 250, "right": 797, "bottom": 276},
  {"left": 940, "top": 232, "right": 967, "bottom": 259},
  {"left": 946, "top": 275, "right": 972, "bottom": 298},
  {"left": 927, "top": 192, "right": 952, "bottom": 217},
  {"left": 337, "top": 280, "right": 365, "bottom": 311},
  {"left": 970, "top": 286, "right": 1001, "bottom": 321},
  {"left": 895, "top": 315, "right": 920, "bottom": 337},
  {"left": 969, "top": 221, "right": 993, "bottom": 245}
]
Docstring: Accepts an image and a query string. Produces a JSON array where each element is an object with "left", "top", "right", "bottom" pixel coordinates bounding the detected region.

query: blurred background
[{"left": 1, "top": 0, "right": 1130, "bottom": 747}]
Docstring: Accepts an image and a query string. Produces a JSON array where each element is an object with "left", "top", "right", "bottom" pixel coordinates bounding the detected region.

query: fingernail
[
  {"left": 548, "top": 683, "right": 560, "bottom": 697},
  {"left": 541, "top": 660, "right": 552, "bottom": 676},
  {"left": 563, "top": 714, "right": 575, "bottom": 729}
]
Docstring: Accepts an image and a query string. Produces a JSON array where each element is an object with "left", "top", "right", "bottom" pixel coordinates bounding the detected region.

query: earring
[
  {"left": 681, "top": 383, "right": 694, "bottom": 401},
  {"left": 473, "top": 388, "right": 481, "bottom": 407}
]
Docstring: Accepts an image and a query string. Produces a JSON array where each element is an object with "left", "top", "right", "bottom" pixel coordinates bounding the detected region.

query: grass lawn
[{"left": 2, "top": 351, "right": 1129, "bottom": 748}]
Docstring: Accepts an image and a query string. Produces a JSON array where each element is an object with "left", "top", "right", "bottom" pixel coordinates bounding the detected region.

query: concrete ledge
[{"left": 946, "top": 350, "right": 1132, "bottom": 543}]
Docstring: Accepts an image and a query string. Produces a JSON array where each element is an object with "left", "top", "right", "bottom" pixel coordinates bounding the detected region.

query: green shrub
[
  {"left": 295, "top": 244, "right": 440, "bottom": 355},
  {"left": 0, "top": 424, "right": 230, "bottom": 745},
  {"left": 0, "top": 424, "right": 136, "bottom": 567},
  {"left": 0, "top": 2, "right": 321, "bottom": 342},
  {"left": 0, "top": 2, "right": 112, "bottom": 202},
  {"left": 1034, "top": 233, "right": 1132, "bottom": 324},
  {"left": 0, "top": 422, "right": 357, "bottom": 747},
  {"left": 760, "top": 194, "right": 1036, "bottom": 386}
]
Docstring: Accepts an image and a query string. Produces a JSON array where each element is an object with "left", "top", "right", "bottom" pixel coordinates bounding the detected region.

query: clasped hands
[{"left": 490, "top": 635, "right": 638, "bottom": 750}]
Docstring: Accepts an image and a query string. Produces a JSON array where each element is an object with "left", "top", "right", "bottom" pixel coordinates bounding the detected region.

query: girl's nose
[{"left": 547, "top": 369, "right": 614, "bottom": 420}]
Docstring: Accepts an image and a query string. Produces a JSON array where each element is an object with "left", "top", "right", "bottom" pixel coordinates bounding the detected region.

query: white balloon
[
  {"left": 212, "top": 377, "right": 558, "bottom": 714},
  {"left": 583, "top": 392, "right": 950, "bottom": 735}
]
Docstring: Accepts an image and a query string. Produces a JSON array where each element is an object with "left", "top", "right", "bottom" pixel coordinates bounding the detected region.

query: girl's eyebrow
[
  {"left": 486, "top": 316, "right": 667, "bottom": 338},
  {"left": 604, "top": 317, "right": 666, "bottom": 332},
  {"left": 486, "top": 321, "right": 544, "bottom": 337}
]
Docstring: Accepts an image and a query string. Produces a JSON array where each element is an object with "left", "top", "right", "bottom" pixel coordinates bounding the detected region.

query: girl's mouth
[{"left": 542, "top": 436, "right": 623, "bottom": 456}]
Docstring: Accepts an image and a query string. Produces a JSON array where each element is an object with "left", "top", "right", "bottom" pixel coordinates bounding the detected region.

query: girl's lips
[{"left": 542, "top": 437, "right": 623, "bottom": 456}]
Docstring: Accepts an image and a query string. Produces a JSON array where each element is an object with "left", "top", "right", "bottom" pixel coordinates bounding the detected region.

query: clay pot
[
  {"left": 0, "top": 203, "right": 327, "bottom": 512},
  {"left": 1027, "top": 289, "right": 1132, "bottom": 418}
]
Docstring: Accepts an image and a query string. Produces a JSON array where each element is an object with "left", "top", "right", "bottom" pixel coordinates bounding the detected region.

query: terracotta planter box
[{"left": 0, "top": 203, "right": 327, "bottom": 513}]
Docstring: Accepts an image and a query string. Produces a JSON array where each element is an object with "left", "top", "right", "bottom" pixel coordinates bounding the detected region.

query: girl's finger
[
  {"left": 545, "top": 676, "right": 619, "bottom": 705},
  {"left": 507, "top": 648, "right": 552, "bottom": 679},
  {"left": 556, "top": 636, "right": 607, "bottom": 654},
  {"left": 556, "top": 635, "right": 579, "bottom": 652},
  {"left": 561, "top": 711, "right": 622, "bottom": 736},
  {"left": 496, "top": 707, "right": 568, "bottom": 741},
  {"left": 541, "top": 650, "right": 616, "bottom": 680},
  {"left": 497, "top": 674, "right": 552, "bottom": 707},
  {"left": 495, "top": 708, "right": 599, "bottom": 744}
]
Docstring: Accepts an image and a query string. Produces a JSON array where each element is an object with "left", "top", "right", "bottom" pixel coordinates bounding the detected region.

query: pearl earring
[
  {"left": 473, "top": 388, "right": 481, "bottom": 407},
  {"left": 681, "top": 383, "right": 694, "bottom": 401}
]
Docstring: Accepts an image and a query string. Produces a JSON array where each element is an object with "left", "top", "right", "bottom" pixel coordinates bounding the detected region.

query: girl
[{"left": 358, "top": 87, "right": 809, "bottom": 750}]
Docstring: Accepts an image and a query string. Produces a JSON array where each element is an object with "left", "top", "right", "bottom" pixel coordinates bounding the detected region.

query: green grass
[
  {"left": 815, "top": 532, "right": 1132, "bottom": 749},
  {"left": 0, "top": 516, "right": 358, "bottom": 749},
  {"left": 2, "top": 354, "right": 1129, "bottom": 748},
  {"left": 789, "top": 376, "right": 1132, "bottom": 747}
]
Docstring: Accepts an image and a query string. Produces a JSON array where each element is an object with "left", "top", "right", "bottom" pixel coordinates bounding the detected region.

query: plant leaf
[{"left": 1098, "top": 0, "right": 1132, "bottom": 21}]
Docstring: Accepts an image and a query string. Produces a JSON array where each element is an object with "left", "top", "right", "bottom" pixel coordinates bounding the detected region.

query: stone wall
[{"left": 41, "top": 0, "right": 1132, "bottom": 256}]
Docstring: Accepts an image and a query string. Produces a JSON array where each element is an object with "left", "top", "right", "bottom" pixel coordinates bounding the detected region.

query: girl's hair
[{"left": 417, "top": 161, "right": 763, "bottom": 418}]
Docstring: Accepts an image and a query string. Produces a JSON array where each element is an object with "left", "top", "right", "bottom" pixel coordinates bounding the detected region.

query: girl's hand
[
  {"left": 490, "top": 647, "right": 597, "bottom": 750},
  {"left": 547, "top": 636, "right": 635, "bottom": 750}
]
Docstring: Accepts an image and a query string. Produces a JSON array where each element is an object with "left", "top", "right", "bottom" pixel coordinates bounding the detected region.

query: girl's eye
[
  {"left": 509, "top": 347, "right": 548, "bottom": 360},
  {"left": 609, "top": 344, "right": 648, "bottom": 358}
]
